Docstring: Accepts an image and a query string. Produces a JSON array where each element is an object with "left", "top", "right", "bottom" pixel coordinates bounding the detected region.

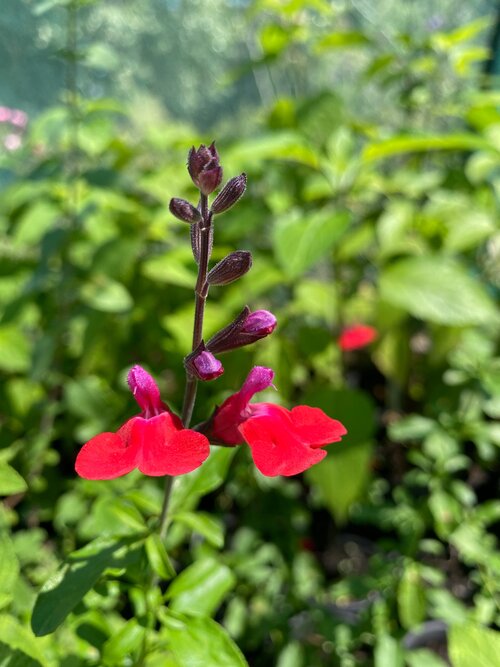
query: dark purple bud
[
  {"left": 169, "top": 198, "right": 201, "bottom": 224},
  {"left": 187, "top": 142, "right": 223, "bottom": 194},
  {"left": 211, "top": 174, "right": 247, "bottom": 214},
  {"left": 185, "top": 342, "right": 224, "bottom": 381},
  {"left": 206, "top": 307, "right": 277, "bottom": 354},
  {"left": 198, "top": 163, "right": 223, "bottom": 196},
  {"left": 207, "top": 251, "right": 252, "bottom": 287}
]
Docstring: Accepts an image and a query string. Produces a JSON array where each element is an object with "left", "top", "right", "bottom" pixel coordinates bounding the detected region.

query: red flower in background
[
  {"left": 339, "top": 324, "right": 377, "bottom": 351},
  {"left": 210, "top": 367, "right": 346, "bottom": 476},
  {"left": 75, "top": 366, "right": 210, "bottom": 480}
]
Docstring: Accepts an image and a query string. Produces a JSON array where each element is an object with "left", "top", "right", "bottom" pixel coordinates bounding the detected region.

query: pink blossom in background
[
  {"left": 0, "top": 107, "right": 12, "bottom": 122},
  {"left": 338, "top": 324, "right": 377, "bottom": 351},
  {"left": 10, "top": 110, "right": 28, "bottom": 128},
  {"left": 4, "top": 134, "right": 22, "bottom": 151}
]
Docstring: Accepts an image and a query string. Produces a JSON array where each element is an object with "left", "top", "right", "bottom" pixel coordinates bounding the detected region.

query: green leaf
[
  {"left": 102, "top": 619, "right": 145, "bottom": 665},
  {"left": 306, "top": 442, "right": 373, "bottom": 524},
  {"left": 0, "top": 464, "right": 27, "bottom": 496},
  {"left": 171, "top": 512, "right": 224, "bottom": 549},
  {"left": 165, "top": 557, "right": 235, "bottom": 617},
  {"left": 80, "top": 276, "right": 133, "bottom": 313},
  {"left": 397, "top": 563, "right": 426, "bottom": 630},
  {"left": 449, "top": 623, "right": 500, "bottom": 667},
  {"left": 389, "top": 416, "right": 435, "bottom": 442},
  {"left": 380, "top": 257, "right": 498, "bottom": 326},
  {"left": 162, "top": 613, "right": 248, "bottom": 667},
  {"left": 363, "top": 134, "right": 488, "bottom": 162},
  {"left": 405, "top": 649, "right": 448, "bottom": 667},
  {"left": 0, "top": 616, "right": 49, "bottom": 666},
  {"left": 374, "top": 634, "right": 404, "bottom": 667},
  {"left": 172, "top": 448, "right": 237, "bottom": 512},
  {"left": 145, "top": 534, "right": 176, "bottom": 581},
  {"left": 273, "top": 208, "right": 350, "bottom": 279},
  {"left": 0, "top": 532, "right": 20, "bottom": 610},
  {"left": 0, "top": 327, "right": 30, "bottom": 373},
  {"left": 31, "top": 538, "right": 139, "bottom": 636}
]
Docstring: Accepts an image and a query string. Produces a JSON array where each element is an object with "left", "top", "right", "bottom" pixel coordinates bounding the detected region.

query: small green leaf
[
  {"left": 165, "top": 558, "right": 235, "bottom": 617},
  {"left": 374, "top": 634, "right": 404, "bottom": 667},
  {"left": 162, "top": 613, "right": 248, "bottom": 667},
  {"left": 172, "top": 512, "right": 224, "bottom": 548},
  {"left": 0, "top": 464, "right": 27, "bottom": 496},
  {"left": 0, "top": 532, "right": 19, "bottom": 610},
  {"left": 397, "top": 563, "right": 426, "bottom": 629},
  {"left": 80, "top": 276, "right": 133, "bottom": 313},
  {"left": 102, "top": 619, "right": 145, "bottom": 665},
  {"left": 273, "top": 208, "right": 350, "bottom": 278},
  {"left": 449, "top": 623, "right": 500, "bottom": 667},
  {"left": 145, "top": 534, "right": 176, "bottom": 581}
]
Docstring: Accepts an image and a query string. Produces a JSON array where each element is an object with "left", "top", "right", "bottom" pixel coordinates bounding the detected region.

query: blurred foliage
[{"left": 1, "top": 0, "right": 500, "bottom": 665}]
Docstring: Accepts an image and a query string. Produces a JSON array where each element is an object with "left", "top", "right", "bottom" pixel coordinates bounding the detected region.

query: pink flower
[
  {"left": 210, "top": 367, "right": 346, "bottom": 476},
  {"left": 75, "top": 366, "right": 210, "bottom": 480},
  {"left": 338, "top": 324, "right": 377, "bottom": 351},
  {"left": 10, "top": 110, "right": 28, "bottom": 128},
  {"left": 4, "top": 134, "right": 21, "bottom": 151},
  {"left": 0, "top": 107, "right": 12, "bottom": 123}
]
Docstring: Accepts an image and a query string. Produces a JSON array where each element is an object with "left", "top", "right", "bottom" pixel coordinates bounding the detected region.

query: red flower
[
  {"left": 75, "top": 366, "right": 210, "bottom": 480},
  {"left": 338, "top": 324, "right": 377, "bottom": 351},
  {"left": 210, "top": 367, "right": 346, "bottom": 477}
]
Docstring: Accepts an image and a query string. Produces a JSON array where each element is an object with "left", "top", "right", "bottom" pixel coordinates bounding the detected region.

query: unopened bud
[
  {"left": 169, "top": 198, "right": 201, "bottom": 224},
  {"left": 241, "top": 310, "right": 277, "bottom": 336},
  {"left": 207, "top": 251, "right": 252, "bottom": 287},
  {"left": 187, "top": 142, "right": 223, "bottom": 195},
  {"left": 211, "top": 174, "right": 247, "bottom": 214},
  {"left": 185, "top": 343, "right": 224, "bottom": 381},
  {"left": 207, "top": 307, "right": 276, "bottom": 354}
]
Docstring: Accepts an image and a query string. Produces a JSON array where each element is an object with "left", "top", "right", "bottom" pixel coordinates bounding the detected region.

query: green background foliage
[{"left": 0, "top": 0, "right": 499, "bottom": 665}]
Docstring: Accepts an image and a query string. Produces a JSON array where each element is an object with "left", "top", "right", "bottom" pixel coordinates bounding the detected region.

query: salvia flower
[
  {"left": 187, "top": 142, "right": 223, "bottom": 195},
  {"left": 75, "top": 365, "right": 210, "bottom": 479},
  {"left": 209, "top": 366, "right": 347, "bottom": 476},
  {"left": 339, "top": 324, "right": 377, "bottom": 351},
  {"left": 185, "top": 343, "right": 224, "bottom": 381},
  {"left": 207, "top": 308, "right": 276, "bottom": 354}
]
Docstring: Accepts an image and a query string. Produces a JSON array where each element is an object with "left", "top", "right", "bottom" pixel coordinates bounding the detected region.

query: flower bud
[
  {"left": 187, "top": 142, "right": 223, "bottom": 195},
  {"left": 207, "top": 251, "right": 252, "bottom": 287},
  {"left": 169, "top": 198, "right": 201, "bottom": 224},
  {"left": 207, "top": 308, "right": 277, "bottom": 354},
  {"left": 211, "top": 174, "right": 247, "bottom": 214},
  {"left": 241, "top": 310, "right": 277, "bottom": 336},
  {"left": 185, "top": 343, "right": 224, "bottom": 381}
]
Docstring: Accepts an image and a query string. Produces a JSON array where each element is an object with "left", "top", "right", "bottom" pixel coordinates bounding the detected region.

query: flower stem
[
  {"left": 181, "top": 193, "right": 212, "bottom": 427},
  {"left": 158, "top": 475, "right": 175, "bottom": 541}
]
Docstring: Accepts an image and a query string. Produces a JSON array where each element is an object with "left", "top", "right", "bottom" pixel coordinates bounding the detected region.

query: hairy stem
[{"left": 181, "top": 193, "right": 212, "bottom": 426}]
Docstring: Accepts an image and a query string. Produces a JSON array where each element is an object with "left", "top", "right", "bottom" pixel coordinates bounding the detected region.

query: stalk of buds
[{"left": 169, "top": 142, "right": 275, "bottom": 426}]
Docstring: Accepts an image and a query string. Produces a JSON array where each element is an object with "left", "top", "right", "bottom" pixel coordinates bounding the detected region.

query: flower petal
[
  {"left": 339, "top": 325, "right": 377, "bottom": 351},
  {"left": 239, "top": 366, "right": 275, "bottom": 404},
  {"left": 289, "top": 406, "right": 347, "bottom": 447},
  {"left": 136, "top": 412, "right": 210, "bottom": 476},
  {"left": 75, "top": 428, "right": 140, "bottom": 480},
  {"left": 239, "top": 412, "right": 326, "bottom": 477}
]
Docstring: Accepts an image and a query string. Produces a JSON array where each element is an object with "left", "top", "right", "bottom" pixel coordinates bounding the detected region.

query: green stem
[{"left": 158, "top": 475, "right": 175, "bottom": 541}]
